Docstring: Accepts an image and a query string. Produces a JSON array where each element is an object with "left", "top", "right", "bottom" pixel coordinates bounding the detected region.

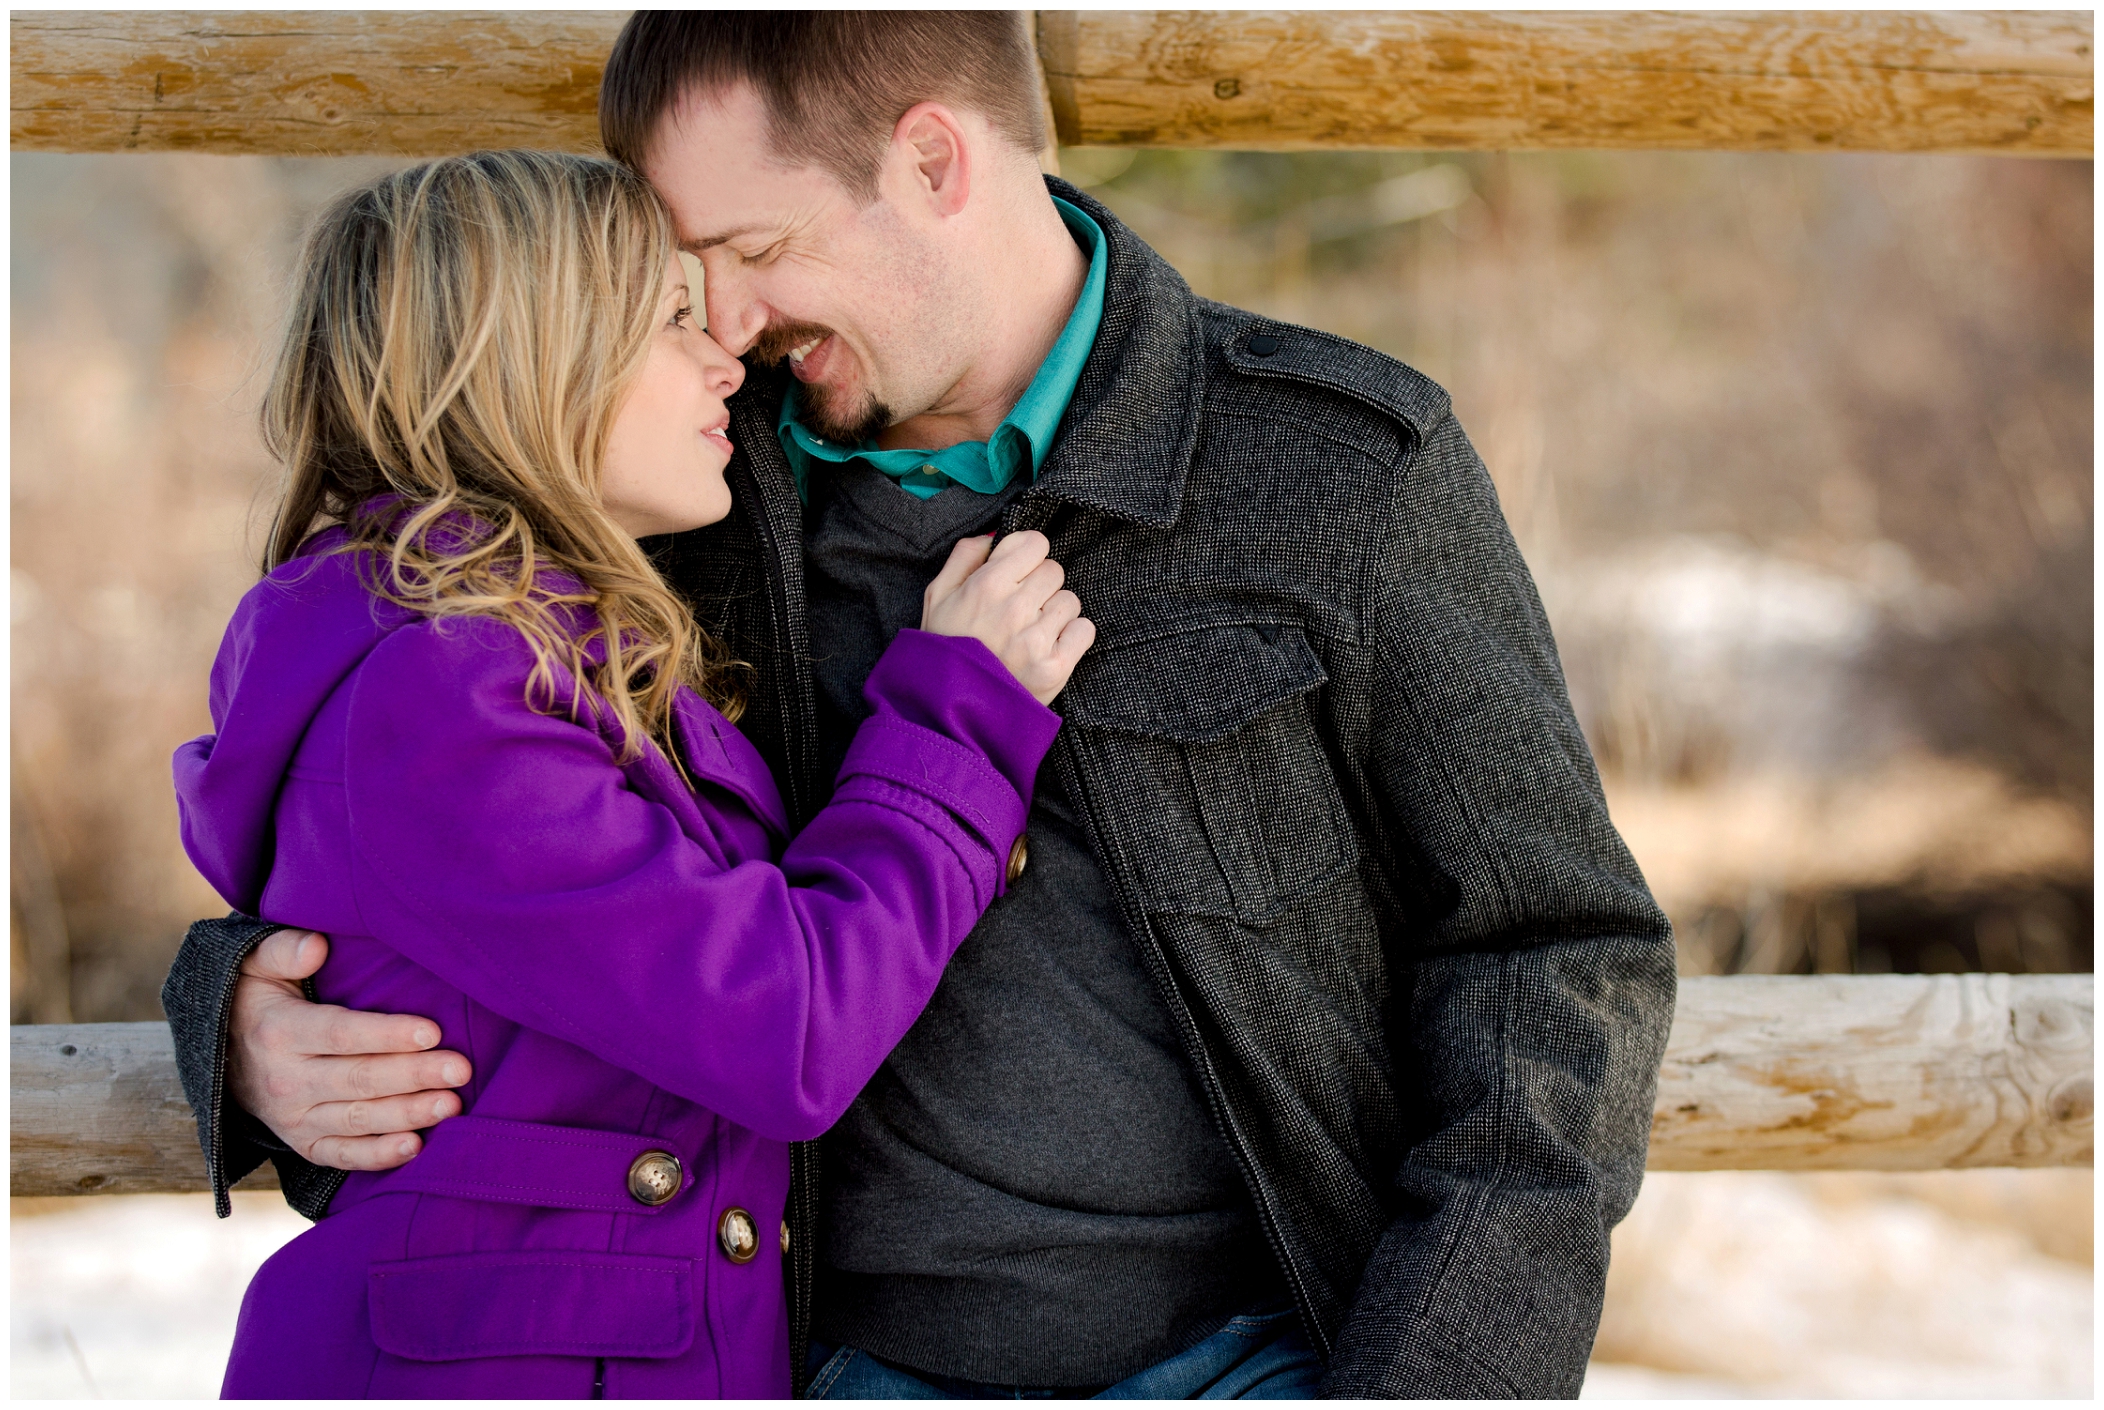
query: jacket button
[
  {"left": 719, "top": 1207, "right": 759, "bottom": 1264},
  {"left": 780, "top": 1219, "right": 792, "bottom": 1254},
  {"left": 1006, "top": 835, "right": 1029, "bottom": 883},
  {"left": 627, "top": 1150, "right": 682, "bottom": 1207},
  {"left": 1247, "top": 333, "right": 1280, "bottom": 357}
]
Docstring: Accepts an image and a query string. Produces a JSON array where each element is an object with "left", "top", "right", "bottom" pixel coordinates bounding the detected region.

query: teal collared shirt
[{"left": 777, "top": 197, "right": 1106, "bottom": 502}]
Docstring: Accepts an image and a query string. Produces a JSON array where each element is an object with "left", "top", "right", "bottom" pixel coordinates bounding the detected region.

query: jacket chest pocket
[{"left": 1061, "top": 620, "right": 1357, "bottom": 925}]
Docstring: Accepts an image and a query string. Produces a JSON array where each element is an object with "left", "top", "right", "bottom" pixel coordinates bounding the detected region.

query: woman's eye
[{"left": 670, "top": 303, "right": 695, "bottom": 328}]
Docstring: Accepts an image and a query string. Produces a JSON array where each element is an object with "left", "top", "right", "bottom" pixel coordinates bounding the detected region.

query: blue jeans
[{"left": 806, "top": 1308, "right": 1325, "bottom": 1399}]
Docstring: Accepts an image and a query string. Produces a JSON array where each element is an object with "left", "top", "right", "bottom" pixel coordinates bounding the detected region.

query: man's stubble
[
  {"left": 750, "top": 220, "right": 988, "bottom": 452},
  {"left": 748, "top": 320, "right": 896, "bottom": 446}
]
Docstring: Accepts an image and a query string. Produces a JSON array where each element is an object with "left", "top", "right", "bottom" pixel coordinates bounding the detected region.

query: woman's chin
[{"left": 664, "top": 493, "right": 735, "bottom": 537}]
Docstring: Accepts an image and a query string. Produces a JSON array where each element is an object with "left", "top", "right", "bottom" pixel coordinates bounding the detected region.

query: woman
[{"left": 174, "top": 150, "right": 1091, "bottom": 1398}]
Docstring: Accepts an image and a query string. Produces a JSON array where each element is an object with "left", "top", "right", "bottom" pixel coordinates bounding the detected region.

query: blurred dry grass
[
  {"left": 11, "top": 153, "right": 400, "bottom": 1021},
  {"left": 1081, "top": 147, "right": 2092, "bottom": 979}
]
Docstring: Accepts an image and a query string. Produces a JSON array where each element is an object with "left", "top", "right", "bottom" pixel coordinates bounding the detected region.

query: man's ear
[{"left": 889, "top": 102, "right": 972, "bottom": 218}]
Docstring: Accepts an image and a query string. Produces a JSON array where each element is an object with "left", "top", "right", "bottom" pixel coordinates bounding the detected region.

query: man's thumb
[{"left": 241, "top": 928, "right": 329, "bottom": 980}]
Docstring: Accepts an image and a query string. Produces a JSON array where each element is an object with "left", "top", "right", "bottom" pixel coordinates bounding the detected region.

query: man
[{"left": 165, "top": 12, "right": 1675, "bottom": 1398}]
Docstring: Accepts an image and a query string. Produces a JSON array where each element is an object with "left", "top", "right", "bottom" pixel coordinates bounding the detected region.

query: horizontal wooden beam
[
  {"left": 11, "top": 11, "right": 2093, "bottom": 159},
  {"left": 10, "top": 10, "right": 622, "bottom": 156},
  {"left": 1652, "top": 974, "right": 2092, "bottom": 1170},
  {"left": 12, "top": 1021, "right": 245, "bottom": 1197},
  {"left": 12, "top": 974, "right": 2092, "bottom": 1197},
  {"left": 1040, "top": 10, "right": 2094, "bottom": 157}
]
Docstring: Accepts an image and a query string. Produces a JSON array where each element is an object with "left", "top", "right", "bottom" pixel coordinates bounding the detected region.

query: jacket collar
[{"left": 1023, "top": 177, "right": 1205, "bottom": 530}]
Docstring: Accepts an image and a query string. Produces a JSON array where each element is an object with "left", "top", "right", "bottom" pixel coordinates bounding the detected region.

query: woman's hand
[{"left": 921, "top": 531, "right": 1095, "bottom": 706}]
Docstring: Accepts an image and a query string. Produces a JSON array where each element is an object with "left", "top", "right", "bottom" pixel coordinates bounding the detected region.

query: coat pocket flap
[
  {"left": 369, "top": 1252, "right": 694, "bottom": 1362},
  {"left": 1061, "top": 620, "right": 1327, "bottom": 743}
]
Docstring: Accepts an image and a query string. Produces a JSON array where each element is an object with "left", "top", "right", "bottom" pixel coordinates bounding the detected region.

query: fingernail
[
  {"left": 397, "top": 1139, "right": 416, "bottom": 1157},
  {"left": 432, "top": 1098, "right": 450, "bottom": 1119},
  {"left": 443, "top": 1063, "right": 467, "bottom": 1085}
]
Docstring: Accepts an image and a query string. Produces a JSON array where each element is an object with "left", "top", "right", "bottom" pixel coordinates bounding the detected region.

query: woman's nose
[{"left": 699, "top": 331, "right": 746, "bottom": 396}]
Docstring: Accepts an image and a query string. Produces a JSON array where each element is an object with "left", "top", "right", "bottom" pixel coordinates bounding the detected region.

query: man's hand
[{"left": 228, "top": 929, "right": 472, "bottom": 1170}]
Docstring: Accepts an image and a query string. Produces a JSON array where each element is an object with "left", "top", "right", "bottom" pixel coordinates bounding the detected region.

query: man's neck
[{"left": 876, "top": 185, "right": 1088, "bottom": 453}]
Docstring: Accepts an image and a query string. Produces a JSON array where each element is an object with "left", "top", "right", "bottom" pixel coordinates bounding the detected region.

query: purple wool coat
[{"left": 173, "top": 534, "right": 1060, "bottom": 1398}]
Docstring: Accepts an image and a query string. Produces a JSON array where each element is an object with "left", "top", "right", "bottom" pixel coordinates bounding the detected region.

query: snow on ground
[
  {"left": 11, "top": 1192, "right": 308, "bottom": 1399},
  {"left": 11, "top": 1172, "right": 2093, "bottom": 1399},
  {"left": 1587, "top": 1171, "right": 2093, "bottom": 1399}
]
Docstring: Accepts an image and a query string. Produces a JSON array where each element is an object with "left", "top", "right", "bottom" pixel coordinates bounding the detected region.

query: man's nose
[{"left": 703, "top": 271, "right": 766, "bottom": 359}]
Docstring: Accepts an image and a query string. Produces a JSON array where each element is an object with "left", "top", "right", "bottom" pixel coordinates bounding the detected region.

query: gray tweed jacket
[{"left": 166, "top": 178, "right": 1675, "bottom": 1398}]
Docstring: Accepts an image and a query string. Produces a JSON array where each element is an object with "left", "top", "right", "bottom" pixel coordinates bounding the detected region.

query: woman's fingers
[
  {"left": 1015, "top": 614, "right": 1094, "bottom": 705},
  {"left": 1050, "top": 613, "right": 1097, "bottom": 674},
  {"left": 1011, "top": 590, "right": 1082, "bottom": 656},
  {"left": 982, "top": 530, "right": 1050, "bottom": 583},
  {"left": 1036, "top": 588, "right": 1083, "bottom": 635},
  {"left": 923, "top": 534, "right": 994, "bottom": 613},
  {"left": 1018, "top": 557, "right": 1066, "bottom": 609}
]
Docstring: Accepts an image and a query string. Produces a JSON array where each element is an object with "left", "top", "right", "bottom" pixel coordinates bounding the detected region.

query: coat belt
[{"left": 372, "top": 1114, "right": 691, "bottom": 1215}]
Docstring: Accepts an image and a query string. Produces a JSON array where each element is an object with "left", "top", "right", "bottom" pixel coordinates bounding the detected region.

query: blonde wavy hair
[{"left": 262, "top": 150, "right": 741, "bottom": 758}]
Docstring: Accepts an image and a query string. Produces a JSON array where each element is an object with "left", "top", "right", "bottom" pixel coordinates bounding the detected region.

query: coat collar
[{"left": 1021, "top": 177, "right": 1205, "bottom": 530}]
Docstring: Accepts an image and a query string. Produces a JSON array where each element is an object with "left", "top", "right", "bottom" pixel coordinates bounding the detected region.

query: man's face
[{"left": 642, "top": 84, "right": 962, "bottom": 445}]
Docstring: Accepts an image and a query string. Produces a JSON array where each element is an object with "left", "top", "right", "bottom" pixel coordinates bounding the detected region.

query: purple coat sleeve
[{"left": 339, "top": 620, "right": 1060, "bottom": 1142}]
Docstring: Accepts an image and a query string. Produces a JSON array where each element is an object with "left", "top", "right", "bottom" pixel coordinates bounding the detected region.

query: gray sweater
[{"left": 800, "top": 459, "right": 1283, "bottom": 1385}]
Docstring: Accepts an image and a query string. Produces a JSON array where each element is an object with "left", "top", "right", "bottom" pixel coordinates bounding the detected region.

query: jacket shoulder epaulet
[{"left": 1199, "top": 303, "right": 1452, "bottom": 443}]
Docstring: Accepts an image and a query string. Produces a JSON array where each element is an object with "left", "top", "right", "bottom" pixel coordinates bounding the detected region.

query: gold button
[
  {"left": 1006, "top": 835, "right": 1029, "bottom": 883},
  {"left": 780, "top": 1219, "right": 792, "bottom": 1255},
  {"left": 626, "top": 1150, "right": 683, "bottom": 1207},
  {"left": 719, "top": 1207, "right": 759, "bottom": 1264}
]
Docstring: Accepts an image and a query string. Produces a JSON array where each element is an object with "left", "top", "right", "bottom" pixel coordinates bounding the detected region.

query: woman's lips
[
  {"left": 786, "top": 333, "right": 834, "bottom": 384},
  {"left": 702, "top": 424, "right": 733, "bottom": 453}
]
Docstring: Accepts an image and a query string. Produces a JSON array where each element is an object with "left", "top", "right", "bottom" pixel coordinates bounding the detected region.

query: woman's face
[{"left": 600, "top": 255, "right": 746, "bottom": 539}]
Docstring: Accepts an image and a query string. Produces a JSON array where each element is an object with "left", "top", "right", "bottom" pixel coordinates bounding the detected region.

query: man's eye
[{"left": 739, "top": 244, "right": 782, "bottom": 266}]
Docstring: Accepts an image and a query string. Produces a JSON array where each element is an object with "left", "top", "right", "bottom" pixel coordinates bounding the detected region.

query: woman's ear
[{"left": 890, "top": 102, "right": 972, "bottom": 218}]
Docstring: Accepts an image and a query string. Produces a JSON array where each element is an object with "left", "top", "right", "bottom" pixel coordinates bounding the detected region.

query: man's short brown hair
[{"left": 599, "top": 12, "right": 1046, "bottom": 198}]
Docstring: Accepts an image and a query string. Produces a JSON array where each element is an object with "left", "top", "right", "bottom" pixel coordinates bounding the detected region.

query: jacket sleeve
[
  {"left": 341, "top": 622, "right": 1060, "bottom": 1144},
  {"left": 159, "top": 914, "right": 344, "bottom": 1220},
  {"left": 1321, "top": 412, "right": 1678, "bottom": 1398}
]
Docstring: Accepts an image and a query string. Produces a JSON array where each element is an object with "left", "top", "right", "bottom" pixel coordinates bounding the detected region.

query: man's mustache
[{"left": 746, "top": 321, "right": 836, "bottom": 366}]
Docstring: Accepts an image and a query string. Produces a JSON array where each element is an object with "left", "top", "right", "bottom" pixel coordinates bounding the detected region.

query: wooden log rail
[
  {"left": 10, "top": 974, "right": 2092, "bottom": 1197},
  {"left": 10, "top": 11, "right": 2094, "bottom": 159}
]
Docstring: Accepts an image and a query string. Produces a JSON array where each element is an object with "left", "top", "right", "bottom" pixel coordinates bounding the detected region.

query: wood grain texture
[
  {"left": 10, "top": 1022, "right": 278, "bottom": 1196},
  {"left": 11, "top": 974, "right": 2093, "bottom": 1195},
  {"left": 1038, "top": 10, "right": 2094, "bottom": 156},
  {"left": 12, "top": 11, "right": 2092, "bottom": 157},
  {"left": 11, "top": 10, "right": 623, "bottom": 156},
  {"left": 1651, "top": 974, "right": 2093, "bottom": 1170}
]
